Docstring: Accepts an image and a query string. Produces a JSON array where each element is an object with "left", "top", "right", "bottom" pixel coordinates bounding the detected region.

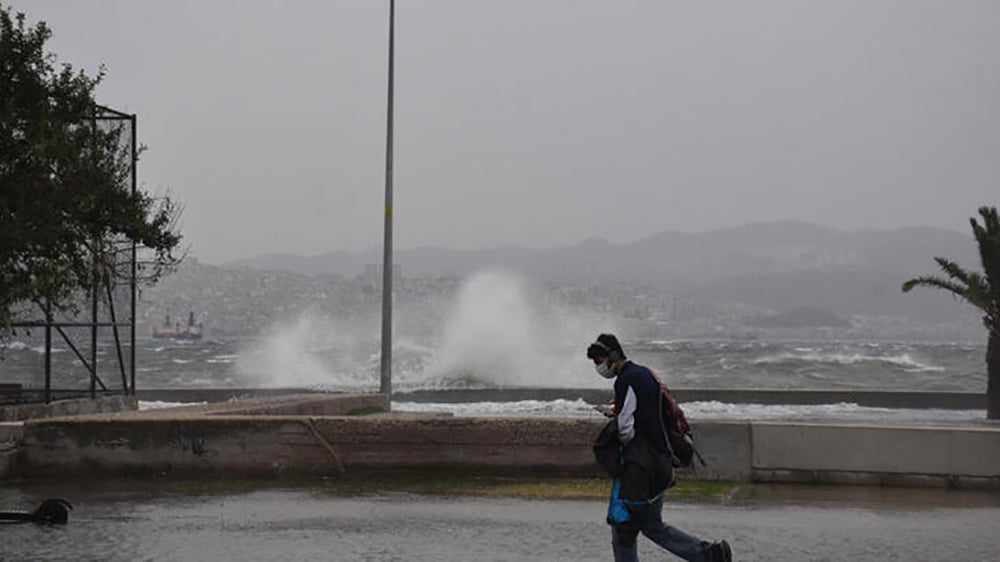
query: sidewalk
[{"left": 2, "top": 483, "right": 998, "bottom": 561}]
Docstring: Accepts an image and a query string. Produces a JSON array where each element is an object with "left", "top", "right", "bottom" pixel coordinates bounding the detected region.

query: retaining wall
[
  {"left": 19, "top": 415, "right": 601, "bottom": 479},
  {"left": 0, "top": 422, "right": 22, "bottom": 480},
  {"left": 8, "top": 393, "right": 1000, "bottom": 488},
  {"left": 1, "top": 394, "right": 137, "bottom": 422},
  {"left": 750, "top": 422, "right": 1000, "bottom": 487}
]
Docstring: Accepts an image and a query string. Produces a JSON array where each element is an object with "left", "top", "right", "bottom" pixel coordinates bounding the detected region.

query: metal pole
[
  {"left": 91, "top": 245, "right": 98, "bottom": 399},
  {"left": 90, "top": 115, "right": 100, "bottom": 399},
  {"left": 44, "top": 299, "right": 52, "bottom": 404},
  {"left": 379, "top": 0, "right": 395, "bottom": 400},
  {"left": 130, "top": 114, "right": 138, "bottom": 395}
]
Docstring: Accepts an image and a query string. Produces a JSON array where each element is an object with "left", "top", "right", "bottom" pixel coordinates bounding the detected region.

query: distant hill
[{"left": 223, "top": 222, "right": 980, "bottom": 323}]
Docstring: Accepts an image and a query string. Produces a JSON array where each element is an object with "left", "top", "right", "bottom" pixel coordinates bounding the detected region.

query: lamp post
[{"left": 379, "top": 0, "right": 395, "bottom": 400}]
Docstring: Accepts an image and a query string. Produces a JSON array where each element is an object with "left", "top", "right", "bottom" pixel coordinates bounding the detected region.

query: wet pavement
[{"left": 2, "top": 482, "right": 999, "bottom": 561}]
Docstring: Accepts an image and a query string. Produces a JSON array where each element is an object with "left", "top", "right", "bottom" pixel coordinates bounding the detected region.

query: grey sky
[{"left": 19, "top": 0, "right": 1000, "bottom": 264}]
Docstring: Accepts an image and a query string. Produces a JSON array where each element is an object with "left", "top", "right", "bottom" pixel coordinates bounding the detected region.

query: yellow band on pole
[{"left": 385, "top": 204, "right": 393, "bottom": 218}]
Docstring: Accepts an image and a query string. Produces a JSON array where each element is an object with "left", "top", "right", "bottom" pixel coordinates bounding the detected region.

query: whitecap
[
  {"left": 138, "top": 400, "right": 207, "bottom": 411},
  {"left": 393, "top": 399, "right": 987, "bottom": 424},
  {"left": 30, "top": 346, "right": 66, "bottom": 354},
  {"left": 750, "top": 351, "right": 943, "bottom": 372}
]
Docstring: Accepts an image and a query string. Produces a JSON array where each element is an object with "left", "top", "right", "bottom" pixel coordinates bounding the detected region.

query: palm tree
[{"left": 902, "top": 206, "right": 1000, "bottom": 420}]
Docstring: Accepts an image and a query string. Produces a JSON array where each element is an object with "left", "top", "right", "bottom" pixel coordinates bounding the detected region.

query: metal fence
[{"left": 1, "top": 106, "right": 138, "bottom": 406}]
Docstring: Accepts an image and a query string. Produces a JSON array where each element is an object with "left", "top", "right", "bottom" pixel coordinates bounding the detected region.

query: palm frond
[
  {"left": 901, "top": 275, "right": 992, "bottom": 313},
  {"left": 971, "top": 207, "right": 1000, "bottom": 302},
  {"left": 977, "top": 206, "right": 1000, "bottom": 236},
  {"left": 933, "top": 257, "right": 974, "bottom": 285},
  {"left": 964, "top": 272, "right": 993, "bottom": 310},
  {"left": 902, "top": 275, "right": 967, "bottom": 296}
]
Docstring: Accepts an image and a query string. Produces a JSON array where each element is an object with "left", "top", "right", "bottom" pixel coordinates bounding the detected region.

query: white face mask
[{"left": 595, "top": 361, "right": 615, "bottom": 379}]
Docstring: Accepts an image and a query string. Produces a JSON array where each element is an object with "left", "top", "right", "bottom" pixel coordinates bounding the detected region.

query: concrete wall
[
  {"left": 10, "top": 396, "right": 999, "bottom": 487},
  {"left": 0, "top": 422, "right": 23, "bottom": 443},
  {"left": 678, "top": 422, "right": 752, "bottom": 481},
  {"left": 1, "top": 394, "right": 138, "bottom": 422},
  {"left": 0, "top": 449, "right": 15, "bottom": 479},
  {"left": 751, "top": 422, "right": 1000, "bottom": 487},
  {"left": 19, "top": 416, "right": 604, "bottom": 478},
  {"left": 0, "top": 422, "right": 23, "bottom": 479}
]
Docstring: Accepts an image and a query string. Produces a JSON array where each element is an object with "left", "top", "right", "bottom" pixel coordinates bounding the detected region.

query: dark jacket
[
  {"left": 613, "top": 361, "right": 670, "bottom": 455},
  {"left": 595, "top": 418, "right": 674, "bottom": 495}
]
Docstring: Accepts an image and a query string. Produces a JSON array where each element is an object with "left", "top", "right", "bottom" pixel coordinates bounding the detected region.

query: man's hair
[{"left": 586, "top": 333, "right": 626, "bottom": 361}]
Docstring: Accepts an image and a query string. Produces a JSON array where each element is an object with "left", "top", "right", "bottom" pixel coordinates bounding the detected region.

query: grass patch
[
  {"left": 315, "top": 471, "right": 742, "bottom": 502},
  {"left": 34, "top": 471, "right": 742, "bottom": 503},
  {"left": 345, "top": 405, "right": 385, "bottom": 416}
]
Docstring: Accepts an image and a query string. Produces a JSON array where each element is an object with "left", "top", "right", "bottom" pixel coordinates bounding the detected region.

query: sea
[{"left": 1, "top": 336, "right": 989, "bottom": 424}]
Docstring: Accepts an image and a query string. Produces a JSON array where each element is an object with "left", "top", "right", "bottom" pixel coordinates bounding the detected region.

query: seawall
[{"left": 5, "top": 393, "right": 998, "bottom": 488}]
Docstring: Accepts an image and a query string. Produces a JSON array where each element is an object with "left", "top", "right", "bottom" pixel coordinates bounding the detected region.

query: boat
[{"left": 152, "top": 311, "right": 203, "bottom": 340}]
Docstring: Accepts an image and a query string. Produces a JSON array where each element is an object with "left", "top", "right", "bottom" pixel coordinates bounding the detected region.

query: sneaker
[{"left": 709, "top": 539, "right": 732, "bottom": 562}]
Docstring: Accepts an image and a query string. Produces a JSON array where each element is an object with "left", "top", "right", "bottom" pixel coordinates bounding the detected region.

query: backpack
[{"left": 652, "top": 370, "right": 705, "bottom": 469}]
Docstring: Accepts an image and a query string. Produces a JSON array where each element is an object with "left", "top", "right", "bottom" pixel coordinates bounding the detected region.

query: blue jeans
[{"left": 611, "top": 495, "right": 712, "bottom": 562}]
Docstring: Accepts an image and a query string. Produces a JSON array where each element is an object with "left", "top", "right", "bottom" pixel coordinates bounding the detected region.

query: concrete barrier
[
  {"left": 0, "top": 449, "right": 15, "bottom": 479},
  {"left": 20, "top": 415, "right": 604, "bottom": 478},
  {"left": 0, "top": 422, "right": 22, "bottom": 479},
  {"left": 750, "top": 422, "right": 1000, "bottom": 487},
  {"left": 1, "top": 394, "right": 138, "bottom": 422},
  {"left": 8, "top": 393, "right": 999, "bottom": 489},
  {"left": 679, "top": 422, "right": 752, "bottom": 481},
  {"left": 0, "top": 422, "right": 23, "bottom": 443}
]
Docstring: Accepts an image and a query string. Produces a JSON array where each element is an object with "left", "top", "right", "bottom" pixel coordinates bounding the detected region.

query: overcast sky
[{"left": 17, "top": 0, "right": 1000, "bottom": 264}]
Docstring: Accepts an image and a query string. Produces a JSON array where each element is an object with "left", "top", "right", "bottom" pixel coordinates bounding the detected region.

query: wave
[
  {"left": 750, "top": 352, "right": 944, "bottom": 372},
  {"left": 1, "top": 343, "right": 70, "bottom": 354},
  {"left": 393, "top": 399, "right": 985, "bottom": 424},
  {"left": 393, "top": 398, "right": 600, "bottom": 418}
]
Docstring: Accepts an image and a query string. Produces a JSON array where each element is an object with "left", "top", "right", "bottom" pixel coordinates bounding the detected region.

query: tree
[
  {"left": 1, "top": 3, "right": 181, "bottom": 337},
  {"left": 902, "top": 206, "right": 1000, "bottom": 419}
]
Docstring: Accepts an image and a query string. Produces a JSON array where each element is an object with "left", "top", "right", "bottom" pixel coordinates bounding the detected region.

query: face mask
[{"left": 595, "top": 361, "right": 615, "bottom": 379}]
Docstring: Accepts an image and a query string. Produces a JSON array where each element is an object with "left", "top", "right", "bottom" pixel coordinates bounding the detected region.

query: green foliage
[
  {"left": 902, "top": 206, "right": 1000, "bottom": 335},
  {"left": 346, "top": 405, "right": 386, "bottom": 416},
  {"left": 0, "top": 3, "right": 181, "bottom": 335}
]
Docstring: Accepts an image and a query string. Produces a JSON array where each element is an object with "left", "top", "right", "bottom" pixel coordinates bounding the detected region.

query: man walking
[{"left": 588, "top": 333, "right": 732, "bottom": 562}]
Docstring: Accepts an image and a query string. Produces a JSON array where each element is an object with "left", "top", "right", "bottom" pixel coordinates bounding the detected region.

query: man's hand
[{"left": 593, "top": 404, "right": 614, "bottom": 418}]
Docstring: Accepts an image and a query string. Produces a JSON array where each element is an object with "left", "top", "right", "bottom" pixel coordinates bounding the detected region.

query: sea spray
[
  {"left": 420, "top": 270, "right": 616, "bottom": 388},
  {"left": 234, "top": 312, "right": 378, "bottom": 388}
]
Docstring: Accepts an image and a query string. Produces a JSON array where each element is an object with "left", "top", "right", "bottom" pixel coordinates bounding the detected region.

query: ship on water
[{"left": 152, "top": 311, "right": 203, "bottom": 340}]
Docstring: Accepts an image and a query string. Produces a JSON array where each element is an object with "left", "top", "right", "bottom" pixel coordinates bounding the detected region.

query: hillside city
[{"left": 140, "top": 258, "right": 982, "bottom": 344}]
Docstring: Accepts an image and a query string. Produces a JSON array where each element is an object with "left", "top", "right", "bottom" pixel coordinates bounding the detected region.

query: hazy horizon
[
  {"left": 220, "top": 218, "right": 972, "bottom": 264},
  {"left": 18, "top": 0, "right": 999, "bottom": 264}
]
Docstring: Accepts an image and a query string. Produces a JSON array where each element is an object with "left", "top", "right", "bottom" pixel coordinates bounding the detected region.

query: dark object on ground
[
  {"left": 710, "top": 539, "right": 733, "bottom": 562},
  {"left": 0, "top": 498, "right": 73, "bottom": 524}
]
